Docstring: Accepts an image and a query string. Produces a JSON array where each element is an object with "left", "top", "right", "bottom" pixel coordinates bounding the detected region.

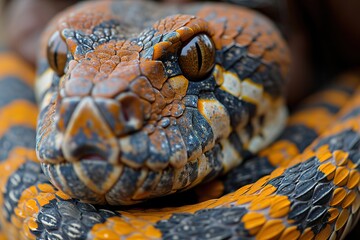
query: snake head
[{"left": 36, "top": 1, "right": 289, "bottom": 205}]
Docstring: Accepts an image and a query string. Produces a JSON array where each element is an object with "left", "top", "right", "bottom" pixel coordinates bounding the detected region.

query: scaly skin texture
[
  {"left": 1, "top": 51, "right": 360, "bottom": 239},
  {"left": 0, "top": 1, "right": 360, "bottom": 240},
  {"left": 36, "top": 1, "right": 289, "bottom": 205}
]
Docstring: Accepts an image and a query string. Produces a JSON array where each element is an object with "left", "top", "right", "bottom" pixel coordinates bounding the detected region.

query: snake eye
[
  {"left": 179, "top": 34, "right": 215, "bottom": 81},
  {"left": 47, "top": 31, "right": 68, "bottom": 76}
]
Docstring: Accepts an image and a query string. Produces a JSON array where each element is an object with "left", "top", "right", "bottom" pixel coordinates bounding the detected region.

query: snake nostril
[
  {"left": 117, "top": 92, "right": 144, "bottom": 133},
  {"left": 61, "top": 97, "right": 120, "bottom": 163}
]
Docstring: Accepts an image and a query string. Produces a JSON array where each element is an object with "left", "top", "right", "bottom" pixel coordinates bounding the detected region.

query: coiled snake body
[{"left": 0, "top": 1, "right": 359, "bottom": 239}]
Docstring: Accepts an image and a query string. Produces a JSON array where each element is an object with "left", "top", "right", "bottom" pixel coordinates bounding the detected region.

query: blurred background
[{"left": 0, "top": 0, "right": 5, "bottom": 46}]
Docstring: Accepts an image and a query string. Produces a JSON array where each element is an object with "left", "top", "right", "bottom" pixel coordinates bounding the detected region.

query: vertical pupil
[{"left": 195, "top": 42, "right": 202, "bottom": 73}]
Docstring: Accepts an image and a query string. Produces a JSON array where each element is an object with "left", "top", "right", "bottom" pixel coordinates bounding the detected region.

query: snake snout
[
  {"left": 60, "top": 96, "right": 120, "bottom": 164},
  {"left": 59, "top": 93, "right": 147, "bottom": 164}
]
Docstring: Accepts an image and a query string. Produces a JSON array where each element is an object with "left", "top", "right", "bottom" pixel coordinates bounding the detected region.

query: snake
[{"left": 0, "top": 0, "right": 360, "bottom": 239}]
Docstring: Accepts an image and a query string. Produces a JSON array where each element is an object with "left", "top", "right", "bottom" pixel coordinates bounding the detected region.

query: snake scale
[{"left": 0, "top": 0, "right": 360, "bottom": 239}]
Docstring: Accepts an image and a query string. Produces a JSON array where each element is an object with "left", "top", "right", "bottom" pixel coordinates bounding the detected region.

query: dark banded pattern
[
  {"left": 0, "top": 52, "right": 121, "bottom": 239},
  {"left": 222, "top": 77, "right": 360, "bottom": 194},
  {"left": 35, "top": 1, "right": 289, "bottom": 205},
  {"left": 0, "top": 51, "right": 360, "bottom": 240},
  {"left": 0, "top": 1, "right": 360, "bottom": 240}
]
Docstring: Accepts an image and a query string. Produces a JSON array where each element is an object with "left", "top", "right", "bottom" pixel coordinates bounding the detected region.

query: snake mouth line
[{"left": 80, "top": 154, "right": 107, "bottom": 161}]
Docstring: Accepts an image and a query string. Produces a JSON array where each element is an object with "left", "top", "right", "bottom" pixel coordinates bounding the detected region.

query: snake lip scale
[{"left": 0, "top": 0, "right": 359, "bottom": 239}]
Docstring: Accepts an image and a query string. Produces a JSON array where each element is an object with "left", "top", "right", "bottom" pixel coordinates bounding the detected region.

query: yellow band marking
[
  {"left": 0, "top": 53, "right": 35, "bottom": 86},
  {"left": 0, "top": 100, "right": 37, "bottom": 137}
]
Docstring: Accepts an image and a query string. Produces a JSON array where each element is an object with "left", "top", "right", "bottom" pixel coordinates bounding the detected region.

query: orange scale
[
  {"left": 235, "top": 34, "right": 253, "bottom": 47},
  {"left": 248, "top": 195, "right": 273, "bottom": 211},
  {"left": 55, "top": 190, "right": 71, "bottom": 200},
  {"left": 299, "top": 227, "right": 315, "bottom": 240},
  {"left": 223, "top": 27, "right": 240, "bottom": 39},
  {"left": 128, "top": 219, "right": 149, "bottom": 230},
  {"left": 22, "top": 223, "right": 36, "bottom": 240},
  {"left": 113, "top": 222, "right": 136, "bottom": 235},
  {"left": 247, "top": 42, "right": 265, "bottom": 58},
  {"left": 242, "top": 212, "right": 266, "bottom": 233},
  {"left": 203, "top": 198, "right": 230, "bottom": 209},
  {"left": 279, "top": 226, "right": 301, "bottom": 240},
  {"left": 26, "top": 218, "right": 38, "bottom": 231},
  {"left": 333, "top": 150, "right": 349, "bottom": 166},
  {"left": 35, "top": 194, "right": 53, "bottom": 207},
  {"left": 258, "top": 185, "right": 277, "bottom": 197},
  {"left": 246, "top": 226, "right": 262, "bottom": 236},
  {"left": 220, "top": 37, "right": 234, "bottom": 47},
  {"left": 24, "top": 199, "right": 39, "bottom": 216},
  {"left": 236, "top": 195, "right": 257, "bottom": 205},
  {"left": 328, "top": 208, "right": 340, "bottom": 223},
  {"left": 347, "top": 160, "right": 357, "bottom": 169},
  {"left": 330, "top": 188, "right": 347, "bottom": 206},
  {"left": 268, "top": 167, "right": 286, "bottom": 180},
  {"left": 152, "top": 42, "right": 172, "bottom": 60},
  {"left": 257, "top": 38, "right": 274, "bottom": 50},
  {"left": 232, "top": 184, "right": 252, "bottom": 198},
  {"left": 246, "top": 176, "right": 270, "bottom": 195},
  {"left": 269, "top": 196, "right": 291, "bottom": 218},
  {"left": 335, "top": 209, "right": 349, "bottom": 231},
  {"left": 315, "top": 144, "right": 329, "bottom": 155},
  {"left": 333, "top": 167, "right": 350, "bottom": 186},
  {"left": 347, "top": 170, "right": 360, "bottom": 190},
  {"left": 318, "top": 162, "right": 336, "bottom": 180},
  {"left": 143, "top": 226, "right": 162, "bottom": 238},
  {"left": 212, "top": 36, "right": 223, "bottom": 51},
  {"left": 256, "top": 219, "right": 285, "bottom": 239},
  {"left": 341, "top": 191, "right": 357, "bottom": 208},
  {"left": 208, "top": 21, "right": 225, "bottom": 35},
  {"left": 262, "top": 50, "right": 276, "bottom": 63},
  {"left": 14, "top": 207, "right": 25, "bottom": 219},
  {"left": 94, "top": 229, "right": 119, "bottom": 239},
  {"left": 314, "top": 224, "right": 332, "bottom": 240},
  {"left": 90, "top": 223, "right": 103, "bottom": 232},
  {"left": 317, "top": 151, "right": 333, "bottom": 163},
  {"left": 126, "top": 233, "right": 148, "bottom": 240}
]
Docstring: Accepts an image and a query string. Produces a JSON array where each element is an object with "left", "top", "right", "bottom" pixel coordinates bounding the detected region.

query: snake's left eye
[
  {"left": 47, "top": 31, "right": 68, "bottom": 76},
  {"left": 179, "top": 34, "right": 215, "bottom": 81}
]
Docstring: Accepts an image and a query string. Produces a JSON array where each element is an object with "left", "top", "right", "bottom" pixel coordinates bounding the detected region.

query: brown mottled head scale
[{"left": 36, "top": 1, "right": 290, "bottom": 205}]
